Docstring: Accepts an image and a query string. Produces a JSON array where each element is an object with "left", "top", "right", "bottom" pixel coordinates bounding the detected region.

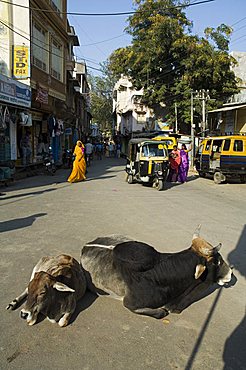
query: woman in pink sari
[{"left": 178, "top": 144, "right": 189, "bottom": 183}]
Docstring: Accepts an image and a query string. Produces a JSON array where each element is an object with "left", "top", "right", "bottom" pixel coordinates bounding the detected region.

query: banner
[{"left": 13, "top": 46, "right": 30, "bottom": 79}]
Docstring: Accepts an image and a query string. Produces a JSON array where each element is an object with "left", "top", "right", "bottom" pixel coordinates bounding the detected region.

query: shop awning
[{"left": 208, "top": 104, "right": 246, "bottom": 113}]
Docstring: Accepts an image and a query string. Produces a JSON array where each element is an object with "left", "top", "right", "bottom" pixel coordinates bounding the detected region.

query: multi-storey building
[
  {"left": 113, "top": 76, "right": 154, "bottom": 154},
  {"left": 0, "top": 0, "right": 91, "bottom": 168}
]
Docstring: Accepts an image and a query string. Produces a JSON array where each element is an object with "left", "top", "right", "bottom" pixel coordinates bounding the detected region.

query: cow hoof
[
  {"left": 6, "top": 304, "right": 14, "bottom": 310},
  {"left": 58, "top": 317, "right": 69, "bottom": 327},
  {"left": 47, "top": 318, "right": 57, "bottom": 324},
  {"left": 6, "top": 301, "right": 17, "bottom": 310},
  {"left": 171, "top": 309, "right": 183, "bottom": 314}
]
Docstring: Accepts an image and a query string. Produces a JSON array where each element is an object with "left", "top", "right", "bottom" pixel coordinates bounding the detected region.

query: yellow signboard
[{"left": 13, "top": 46, "right": 30, "bottom": 79}]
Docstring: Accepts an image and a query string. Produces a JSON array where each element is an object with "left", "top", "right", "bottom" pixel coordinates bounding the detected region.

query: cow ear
[
  {"left": 53, "top": 282, "right": 75, "bottom": 293},
  {"left": 195, "top": 264, "right": 206, "bottom": 279}
]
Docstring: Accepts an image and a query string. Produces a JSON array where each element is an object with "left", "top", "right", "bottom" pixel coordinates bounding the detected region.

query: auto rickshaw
[
  {"left": 195, "top": 135, "right": 246, "bottom": 184},
  {"left": 125, "top": 138, "right": 169, "bottom": 191},
  {"left": 152, "top": 135, "right": 177, "bottom": 153}
]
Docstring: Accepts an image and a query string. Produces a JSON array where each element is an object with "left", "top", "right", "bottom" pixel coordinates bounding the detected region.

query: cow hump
[{"left": 113, "top": 241, "right": 160, "bottom": 272}]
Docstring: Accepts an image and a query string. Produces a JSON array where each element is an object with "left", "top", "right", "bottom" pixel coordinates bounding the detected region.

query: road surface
[{"left": 0, "top": 157, "right": 245, "bottom": 370}]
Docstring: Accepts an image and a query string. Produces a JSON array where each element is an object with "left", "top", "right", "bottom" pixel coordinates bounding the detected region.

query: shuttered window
[
  {"left": 32, "top": 22, "right": 48, "bottom": 72},
  {"left": 51, "top": 38, "right": 63, "bottom": 82}
]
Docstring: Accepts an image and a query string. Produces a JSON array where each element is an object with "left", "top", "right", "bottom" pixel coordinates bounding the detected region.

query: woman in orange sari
[{"left": 67, "top": 140, "right": 86, "bottom": 183}]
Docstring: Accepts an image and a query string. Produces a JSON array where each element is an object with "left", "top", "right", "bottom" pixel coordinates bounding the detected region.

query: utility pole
[
  {"left": 190, "top": 92, "right": 194, "bottom": 168},
  {"left": 174, "top": 102, "right": 178, "bottom": 133},
  {"left": 196, "top": 89, "right": 210, "bottom": 137}
]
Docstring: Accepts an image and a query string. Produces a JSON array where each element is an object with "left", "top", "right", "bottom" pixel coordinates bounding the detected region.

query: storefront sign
[
  {"left": 13, "top": 46, "right": 30, "bottom": 79},
  {"left": 36, "top": 85, "right": 49, "bottom": 104},
  {"left": 0, "top": 73, "right": 31, "bottom": 107}
]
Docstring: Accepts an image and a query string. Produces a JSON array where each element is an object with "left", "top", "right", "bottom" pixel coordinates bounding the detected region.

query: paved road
[{"left": 1, "top": 158, "right": 245, "bottom": 370}]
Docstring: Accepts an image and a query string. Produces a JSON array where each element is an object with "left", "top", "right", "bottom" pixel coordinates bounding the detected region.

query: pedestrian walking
[
  {"left": 67, "top": 140, "right": 86, "bottom": 183},
  {"left": 20, "top": 130, "right": 32, "bottom": 166},
  {"left": 116, "top": 143, "right": 121, "bottom": 158}
]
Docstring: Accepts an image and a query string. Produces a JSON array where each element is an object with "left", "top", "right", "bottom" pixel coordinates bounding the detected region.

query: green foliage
[
  {"left": 89, "top": 62, "right": 117, "bottom": 133},
  {"left": 107, "top": 0, "right": 239, "bottom": 129}
]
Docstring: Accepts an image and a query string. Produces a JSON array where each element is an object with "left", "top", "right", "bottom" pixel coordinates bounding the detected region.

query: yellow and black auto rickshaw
[
  {"left": 195, "top": 135, "right": 246, "bottom": 183},
  {"left": 125, "top": 138, "right": 169, "bottom": 191},
  {"left": 152, "top": 135, "right": 177, "bottom": 153}
]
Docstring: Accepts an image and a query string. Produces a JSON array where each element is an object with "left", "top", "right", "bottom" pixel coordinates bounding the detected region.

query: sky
[{"left": 67, "top": 0, "right": 246, "bottom": 75}]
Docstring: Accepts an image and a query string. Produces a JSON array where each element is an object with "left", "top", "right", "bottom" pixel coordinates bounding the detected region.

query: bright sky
[{"left": 67, "top": 0, "right": 246, "bottom": 75}]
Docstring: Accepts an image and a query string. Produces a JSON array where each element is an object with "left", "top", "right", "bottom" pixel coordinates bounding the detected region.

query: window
[
  {"left": 32, "top": 22, "right": 48, "bottom": 72},
  {"left": 205, "top": 140, "right": 211, "bottom": 151},
  {"left": 223, "top": 139, "right": 231, "bottom": 151},
  {"left": 142, "top": 144, "right": 165, "bottom": 157},
  {"left": 50, "top": 0, "right": 63, "bottom": 17},
  {"left": 51, "top": 38, "right": 63, "bottom": 81},
  {"left": 233, "top": 140, "right": 243, "bottom": 152}
]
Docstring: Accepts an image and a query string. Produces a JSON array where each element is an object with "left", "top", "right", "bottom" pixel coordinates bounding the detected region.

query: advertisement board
[{"left": 13, "top": 45, "right": 30, "bottom": 79}]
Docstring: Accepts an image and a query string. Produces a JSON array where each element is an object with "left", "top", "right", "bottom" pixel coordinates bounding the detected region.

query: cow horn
[
  {"left": 195, "top": 264, "right": 206, "bottom": 279},
  {"left": 192, "top": 224, "right": 202, "bottom": 240},
  {"left": 213, "top": 243, "right": 222, "bottom": 253},
  {"left": 53, "top": 282, "right": 75, "bottom": 293}
]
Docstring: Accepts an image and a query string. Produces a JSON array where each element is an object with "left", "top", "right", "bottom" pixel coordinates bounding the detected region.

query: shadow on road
[
  {"left": 0, "top": 212, "right": 47, "bottom": 233},
  {"left": 183, "top": 225, "right": 245, "bottom": 370},
  {"left": 223, "top": 225, "right": 246, "bottom": 370},
  {"left": 70, "top": 291, "right": 98, "bottom": 325},
  {"left": 0, "top": 188, "right": 57, "bottom": 201}
]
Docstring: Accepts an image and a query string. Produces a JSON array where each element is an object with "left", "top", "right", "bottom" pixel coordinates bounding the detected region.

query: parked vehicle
[
  {"left": 125, "top": 138, "right": 169, "bottom": 191},
  {"left": 195, "top": 135, "right": 246, "bottom": 184},
  {"left": 43, "top": 147, "right": 56, "bottom": 175},
  {"left": 62, "top": 149, "right": 73, "bottom": 168},
  {"left": 152, "top": 135, "right": 177, "bottom": 153}
]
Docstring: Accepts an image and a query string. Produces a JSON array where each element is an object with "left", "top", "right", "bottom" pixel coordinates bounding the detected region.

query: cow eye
[{"left": 39, "top": 291, "right": 46, "bottom": 295}]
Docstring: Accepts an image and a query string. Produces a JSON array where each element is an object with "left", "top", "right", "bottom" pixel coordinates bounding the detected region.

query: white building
[{"left": 113, "top": 76, "right": 154, "bottom": 137}]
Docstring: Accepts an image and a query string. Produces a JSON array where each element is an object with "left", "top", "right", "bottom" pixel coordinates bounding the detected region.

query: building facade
[
  {"left": 113, "top": 76, "right": 154, "bottom": 154},
  {"left": 207, "top": 51, "right": 246, "bottom": 135},
  {"left": 0, "top": 0, "right": 91, "bottom": 169}
]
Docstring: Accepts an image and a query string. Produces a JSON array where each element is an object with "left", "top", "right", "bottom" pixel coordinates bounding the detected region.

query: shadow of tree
[{"left": 0, "top": 213, "right": 47, "bottom": 233}]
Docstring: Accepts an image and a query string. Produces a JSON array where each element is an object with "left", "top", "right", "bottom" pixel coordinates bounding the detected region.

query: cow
[
  {"left": 6, "top": 254, "right": 87, "bottom": 327},
  {"left": 80, "top": 226, "right": 233, "bottom": 319}
]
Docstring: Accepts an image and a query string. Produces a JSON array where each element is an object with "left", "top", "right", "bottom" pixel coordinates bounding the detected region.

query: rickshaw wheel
[
  {"left": 153, "top": 178, "right": 164, "bottom": 191},
  {"left": 214, "top": 171, "right": 226, "bottom": 184},
  {"left": 127, "top": 174, "right": 134, "bottom": 184}
]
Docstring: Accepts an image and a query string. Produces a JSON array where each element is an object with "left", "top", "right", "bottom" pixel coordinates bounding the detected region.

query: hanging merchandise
[
  {"left": 0, "top": 106, "right": 7, "bottom": 130},
  {"left": 19, "top": 112, "right": 32, "bottom": 126}
]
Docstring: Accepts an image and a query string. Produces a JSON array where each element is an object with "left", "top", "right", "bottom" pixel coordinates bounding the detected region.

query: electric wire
[{"left": 0, "top": 0, "right": 216, "bottom": 16}]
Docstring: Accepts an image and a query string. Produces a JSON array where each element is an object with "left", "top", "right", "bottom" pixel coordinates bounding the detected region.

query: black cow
[{"left": 80, "top": 226, "right": 232, "bottom": 319}]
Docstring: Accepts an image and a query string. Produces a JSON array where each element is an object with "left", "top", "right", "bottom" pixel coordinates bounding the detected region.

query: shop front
[{"left": 0, "top": 74, "right": 31, "bottom": 173}]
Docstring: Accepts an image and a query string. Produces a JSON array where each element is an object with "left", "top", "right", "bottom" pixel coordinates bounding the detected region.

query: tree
[
  {"left": 108, "top": 0, "right": 239, "bottom": 131},
  {"left": 89, "top": 62, "right": 117, "bottom": 134}
]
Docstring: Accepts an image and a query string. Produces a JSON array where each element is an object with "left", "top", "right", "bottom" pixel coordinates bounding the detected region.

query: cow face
[
  {"left": 20, "top": 271, "right": 75, "bottom": 326},
  {"left": 192, "top": 225, "right": 232, "bottom": 286}
]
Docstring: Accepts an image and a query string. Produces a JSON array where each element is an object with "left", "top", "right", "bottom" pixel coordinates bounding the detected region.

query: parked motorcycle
[
  {"left": 62, "top": 149, "right": 73, "bottom": 168},
  {"left": 43, "top": 147, "right": 56, "bottom": 175}
]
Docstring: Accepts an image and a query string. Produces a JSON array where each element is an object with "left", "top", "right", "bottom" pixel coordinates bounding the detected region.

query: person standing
[
  {"left": 168, "top": 145, "right": 181, "bottom": 182},
  {"left": 20, "top": 130, "right": 32, "bottom": 166},
  {"left": 178, "top": 144, "right": 190, "bottom": 183},
  {"left": 67, "top": 140, "right": 86, "bottom": 183}
]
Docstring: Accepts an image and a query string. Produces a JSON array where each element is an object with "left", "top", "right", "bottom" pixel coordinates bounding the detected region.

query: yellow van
[
  {"left": 152, "top": 135, "right": 177, "bottom": 152},
  {"left": 195, "top": 135, "right": 246, "bottom": 183}
]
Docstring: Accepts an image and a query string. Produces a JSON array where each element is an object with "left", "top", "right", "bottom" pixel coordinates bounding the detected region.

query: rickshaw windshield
[{"left": 142, "top": 144, "right": 166, "bottom": 157}]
